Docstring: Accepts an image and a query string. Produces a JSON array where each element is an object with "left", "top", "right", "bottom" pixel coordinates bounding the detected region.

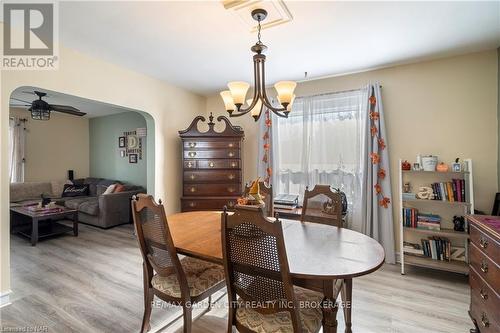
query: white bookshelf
[{"left": 398, "top": 159, "right": 474, "bottom": 275}]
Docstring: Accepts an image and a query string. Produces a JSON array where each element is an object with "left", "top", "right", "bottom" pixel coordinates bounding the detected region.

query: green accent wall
[
  {"left": 498, "top": 47, "right": 500, "bottom": 191},
  {"left": 90, "top": 112, "right": 147, "bottom": 189}
]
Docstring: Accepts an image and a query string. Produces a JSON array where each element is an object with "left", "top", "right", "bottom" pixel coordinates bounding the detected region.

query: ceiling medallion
[{"left": 220, "top": 8, "right": 296, "bottom": 121}]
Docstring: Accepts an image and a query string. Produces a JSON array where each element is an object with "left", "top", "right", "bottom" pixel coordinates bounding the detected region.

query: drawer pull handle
[
  {"left": 209, "top": 162, "right": 215, "bottom": 168},
  {"left": 479, "top": 237, "right": 489, "bottom": 249},
  {"left": 231, "top": 162, "right": 237, "bottom": 168},
  {"left": 188, "top": 142, "right": 197, "bottom": 148},
  {"left": 479, "top": 288, "right": 488, "bottom": 300},
  {"left": 480, "top": 260, "right": 488, "bottom": 273},
  {"left": 187, "top": 162, "right": 193, "bottom": 168},
  {"left": 228, "top": 174, "right": 235, "bottom": 180},
  {"left": 190, "top": 187, "right": 196, "bottom": 193},
  {"left": 190, "top": 174, "right": 195, "bottom": 180},
  {"left": 188, "top": 152, "right": 196, "bottom": 157},
  {"left": 189, "top": 202, "right": 196, "bottom": 207},
  {"left": 481, "top": 313, "right": 489, "bottom": 328},
  {"left": 228, "top": 143, "right": 234, "bottom": 148},
  {"left": 228, "top": 201, "right": 235, "bottom": 207},
  {"left": 228, "top": 187, "right": 235, "bottom": 193},
  {"left": 228, "top": 151, "right": 235, "bottom": 157}
]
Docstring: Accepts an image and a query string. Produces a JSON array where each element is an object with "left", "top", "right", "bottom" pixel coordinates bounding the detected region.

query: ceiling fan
[{"left": 10, "top": 91, "right": 86, "bottom": 120}]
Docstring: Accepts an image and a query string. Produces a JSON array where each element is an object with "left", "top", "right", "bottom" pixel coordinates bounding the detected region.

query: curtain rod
[{"left": 296, "top": 84, "right": 383, "bottom": 99}]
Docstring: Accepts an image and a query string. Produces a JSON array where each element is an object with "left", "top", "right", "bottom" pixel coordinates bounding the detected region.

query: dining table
[{"left": 167, "top": 210, "right": 385, "bottom": 333}]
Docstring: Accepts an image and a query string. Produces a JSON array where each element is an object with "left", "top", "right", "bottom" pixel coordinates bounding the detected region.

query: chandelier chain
[{"left": 257, "top": 20, "right": 262, "bottom": 44}]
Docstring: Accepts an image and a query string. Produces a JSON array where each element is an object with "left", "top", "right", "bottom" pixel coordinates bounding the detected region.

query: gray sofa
[{"left": 10, "top": 178, "right": 144, "bottom": 229}]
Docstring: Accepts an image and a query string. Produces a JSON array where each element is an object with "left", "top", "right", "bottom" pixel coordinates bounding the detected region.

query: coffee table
[{"left": 10, "top": 205, "right": 78, "bottom": 246}]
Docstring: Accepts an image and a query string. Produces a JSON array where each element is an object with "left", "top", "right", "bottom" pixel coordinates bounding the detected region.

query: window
[
  {"left": 272, "top": 90, "right": 365, "bottom": 223},
  {"left": 9, "top": 117, "right": 25, "bottom": 183}
]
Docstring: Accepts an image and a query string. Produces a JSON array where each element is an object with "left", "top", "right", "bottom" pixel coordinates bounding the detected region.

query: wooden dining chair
[
  {"left": 300, "top": 185, "right": 343, "bottom": 227},
  {"left": 222, "top": 205, "right": 324, "bottom": 333},
  {"left": 131, "top": 194, "right": 226, "bottom": 333},
  {"left": 243, "top": 181, "right": 274, "bottom": 217}
]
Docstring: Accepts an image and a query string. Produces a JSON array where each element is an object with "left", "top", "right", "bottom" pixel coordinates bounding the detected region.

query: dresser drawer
[
  {"left": 470, "top": 243, "right": 500, "bottom": 293},
  {"left": 470, "top": 291, "right": 500, "bottom": 333},
  {"left": 184, "top": 170, "right": 240, "bottom": 183},
  {"left": 197, "top": 159, "right": 240, "bottom": 169},
  {"left": 471, "top": 224, "right": 500, "bottom": 261},
  {"left": 181, "top": 197, "right": 237, "bottom": 211},
  {"left": 184, "top": 150, "right": 240, "bottom": 159},
  {"left": 470, "top": 267, "right": 500, "bottom": 321},
  {"left": 183, "top": 141, "right": 240, "bottom": 149},
  {"left": 184, "top": 183, "right": 241, "bottom": 196}
]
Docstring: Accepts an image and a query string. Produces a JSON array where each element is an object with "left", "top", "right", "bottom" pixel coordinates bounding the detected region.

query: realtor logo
[{"left": 2, "top": 2, "right": 59, "bottom": 69}]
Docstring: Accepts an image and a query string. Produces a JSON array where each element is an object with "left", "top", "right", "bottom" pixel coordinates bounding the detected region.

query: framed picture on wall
[
  {"left": 129, "top": 154, "right": 138, "bottom": 164},
  {"left": 119, "top": 136, "right": 126, "bottom": 148}
]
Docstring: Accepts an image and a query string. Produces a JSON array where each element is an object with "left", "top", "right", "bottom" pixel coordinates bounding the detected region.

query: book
[
  {"left": 274, "top": 194, "right": 299, "bottom": 205},
  {"left": 274, "top": 204, "right": 297, "bottom": 210}
]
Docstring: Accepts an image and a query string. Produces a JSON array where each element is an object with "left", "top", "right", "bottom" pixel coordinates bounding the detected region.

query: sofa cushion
[
  {"left": 51, "top": 180, "right": 73, "bottom": 197},
  {"left": 64, "top": 197, "right": 92, "bottom": 210},
  {"left": 78, "top": 198, "right": 99, "bottom": 216},
  {"left": 62, "top": 184, "right": 90, "bottom": 197},
  {"left": 10, "top": 182, "right": 52, "bottom": 202},
  {"left": 84, "top": 178, "right": 102, "bottom": 196}
]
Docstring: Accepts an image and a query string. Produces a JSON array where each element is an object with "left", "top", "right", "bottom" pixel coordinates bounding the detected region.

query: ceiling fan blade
[
  {"left": 50, "top": 104, "right": 86, "bottom": 116},
  {"left": 10, "top": 97, "right": 33, "bottom": 104}
]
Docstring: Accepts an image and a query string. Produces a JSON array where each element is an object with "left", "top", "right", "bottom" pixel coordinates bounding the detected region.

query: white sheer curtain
[
  {"left": 272, "top": 90, "right": 366, "bottom": 229},
  {"left": 9, "top": 117, "right": 25, "bottom": 183}
]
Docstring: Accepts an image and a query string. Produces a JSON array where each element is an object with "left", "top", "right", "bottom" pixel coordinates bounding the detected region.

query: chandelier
[{"left": 220, "top": 8, "right": 297, "bottom": 121}]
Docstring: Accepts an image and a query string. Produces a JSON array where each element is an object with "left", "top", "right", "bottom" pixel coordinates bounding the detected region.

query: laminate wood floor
[{"left": 1, "top": 223, "right": 472, "bottom": 333}]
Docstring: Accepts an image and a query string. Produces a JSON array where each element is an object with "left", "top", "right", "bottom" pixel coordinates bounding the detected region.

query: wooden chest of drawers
[
  {"left": 179, "top": 113, "right": 244, "bottom": 212},
  {"left": 467, "top": 215, "right": 500, "bottom": 333}
]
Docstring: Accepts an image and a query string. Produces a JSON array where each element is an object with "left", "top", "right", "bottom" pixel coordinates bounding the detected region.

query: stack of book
[
  {"left": 403, "top": 241, "right": 424, "bottom": 256},
  {"left": 402, "top": 209, "right": 441, "bottom": 230},
  {"left": 274, "top": 194, "right": 299, "bottom": 210},
  {"left": 421, "top": 237, "right": 451, "bottom": 261},
  {"left": 431, "top": 179, "right": 466, "bottom": 202},
  {"left": 417, "top": 213, "right": 441, "bottom": 231}
]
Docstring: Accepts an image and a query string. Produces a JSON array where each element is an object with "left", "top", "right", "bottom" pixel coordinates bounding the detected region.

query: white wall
[
  {"left": 206, "top": 50, "right": 499, "bottom": 248},
  {"left": 10, "top": 107, "right": 90, "bottom": 182},
  {"left": 1, "top": 44, "right": 205, "bottom": 295}
]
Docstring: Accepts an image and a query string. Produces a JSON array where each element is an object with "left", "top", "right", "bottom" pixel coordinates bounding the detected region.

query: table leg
[
  {"left": 341, "top": 278, "right": 353, "bottom": 333},
  {"left": 73, "top": 212, "right": 78, "bottom": 236},
  {"left": 322, "top": 280, "right": 338, "bottom": 333},
  {"left": 31, "top": 218, "right": 38, "bottom": 246}
]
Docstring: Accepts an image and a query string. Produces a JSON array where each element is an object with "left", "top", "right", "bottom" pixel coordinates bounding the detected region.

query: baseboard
[{"left": 0, "top": 289, "right": 12, "bottom": 308}]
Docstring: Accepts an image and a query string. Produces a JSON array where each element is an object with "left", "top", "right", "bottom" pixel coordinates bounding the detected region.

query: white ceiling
[
  {"left": 58, "top": 1, "right": 500, "bottom": 95},
  {"left": 9, "top": 86, "right": 136, "bottom": 118}
]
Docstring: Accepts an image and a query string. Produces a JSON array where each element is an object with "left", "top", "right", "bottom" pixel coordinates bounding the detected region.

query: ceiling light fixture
[{"left": 220, "top": 8, "right": 296, "bottom": 121}]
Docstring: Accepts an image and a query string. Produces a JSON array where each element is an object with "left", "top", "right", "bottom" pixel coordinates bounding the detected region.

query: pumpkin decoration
[
  {"left": 436, "top": 162, "right": 449, "bottom": 172},
  {"left": 401, "top": 160, "right": 411, "bottom": 171}
]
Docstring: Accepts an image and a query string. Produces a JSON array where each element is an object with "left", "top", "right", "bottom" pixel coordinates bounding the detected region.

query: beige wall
[
  {"left": 10, "top": 107, "right": 90, "bottom": 182},
  {"left": 207, "top": 49, "right": 499, "bottom": 250},
  {"left": 1, "top": 44, "right": 205, "bottom": 295}
]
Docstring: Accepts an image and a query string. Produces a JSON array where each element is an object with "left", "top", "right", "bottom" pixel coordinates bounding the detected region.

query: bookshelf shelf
[
  {"left": 403, "top": 227, "right": 469, "bottom": 239},
  {"left": 399, "top": 158, "right": 473, "bottom": 276},
  {"left": 403, "top": 254, "right": 468, "bottom": 274},
  {"left": 402, "top": 170, "right": 469, "bottom": 176},
  {"left": 402, "top": 199, "right": 471, "bottom": 206}
]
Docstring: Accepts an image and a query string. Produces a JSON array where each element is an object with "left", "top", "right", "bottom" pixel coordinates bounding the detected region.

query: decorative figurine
[
  {"left": 403, "top": 182, "right": 411, "bottom": 193},
  {"left": 452, "top": 158, "right": 462, "bottom": 172},
  {"left": 437, "top": 162, "right": 449, "bottom": 172},
  {"left": 452, "top": 215, "right": 465, "bottom": 232},
  {"left": 413, "top": 163, "right": 421, "bottom": 171},
  {"left": 402, "top": 160, "right": 411, "bottom": 171},
  {"left": 41, "top": 194, "right": 51, "bottom": 207},
  {"left": 416, "top": 186, "right": 435, "bottom": 200}
]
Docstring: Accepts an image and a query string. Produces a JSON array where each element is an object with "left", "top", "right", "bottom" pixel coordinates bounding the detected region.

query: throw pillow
[
  {"left": 51, "top": 180, "right": 73, "bottom": 197},
  {"left": 102, "top": 184, "right": 117, "bottom": 195},
  {"left": 62, "top": 184, "right": 90, "bottom": 197},
  {"left": 114, "top": 184, "right": 125, "bottom": 193}
]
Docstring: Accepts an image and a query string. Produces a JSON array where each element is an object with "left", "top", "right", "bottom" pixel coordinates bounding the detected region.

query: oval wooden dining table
[{"left": 167, "top": 211, "right": 385, "bottom": 333}]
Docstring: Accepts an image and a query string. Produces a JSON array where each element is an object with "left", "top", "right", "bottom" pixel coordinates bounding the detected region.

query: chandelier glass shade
[
  {"left": 220, "top": 9, "right": 297, "bottom": 121},
  {"left": 29, "top": 98, "right": 50, "bottom": 120}
]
